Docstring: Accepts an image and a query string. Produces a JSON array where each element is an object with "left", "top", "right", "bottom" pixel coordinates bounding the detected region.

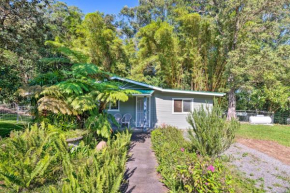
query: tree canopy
[{"left": 0, "top": 0, "right": 289, "bottom": 116}]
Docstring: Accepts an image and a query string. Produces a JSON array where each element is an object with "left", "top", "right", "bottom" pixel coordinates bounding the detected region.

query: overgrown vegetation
[
  {"left": 0, "top": 123, "right": 131, "bottom": 192},
  {"left": 187, "top": 104, "right": 240, "bottom": 156},
  {"left": 151, "top": 126, "right": 263, "bottom": 193},
  {"left": 1, "top": 0, "right": 289, "bottom": 118},
  {"left": 17, "top": 43, "right": 137, "bottom": 138}
]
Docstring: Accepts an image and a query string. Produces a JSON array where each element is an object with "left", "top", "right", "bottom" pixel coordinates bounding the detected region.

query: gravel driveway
[{"left": 224, "top": 143, "right": 290, "bottom": 193}]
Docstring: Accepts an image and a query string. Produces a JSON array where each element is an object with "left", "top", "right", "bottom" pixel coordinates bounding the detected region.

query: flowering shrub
[{"left": 151, "top": 126, "right": 234, "bottom": 192}]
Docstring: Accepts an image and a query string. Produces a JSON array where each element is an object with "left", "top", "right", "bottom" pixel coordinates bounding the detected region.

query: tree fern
[
  {"left": 71, "top": 63, "right": 100, "bottom": 78},
  {"left": 45, "top": 41, "right": 88, "bottom": 64},
  {"left": 38, "top": 96, "right": 77, "bottom": 115}
]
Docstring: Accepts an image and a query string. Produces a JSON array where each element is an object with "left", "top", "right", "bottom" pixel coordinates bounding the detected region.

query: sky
[{"left": 61, "top": 0, "right": 139, "bottom": 15}]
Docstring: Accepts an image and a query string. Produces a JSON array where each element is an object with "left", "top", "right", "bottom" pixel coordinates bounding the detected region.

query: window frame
[
  {"left": 172, "top": 98, "right": 194, "bottom": 114},
  {"left": 108, "top": 100, "right": 120, "bottom": 111}
]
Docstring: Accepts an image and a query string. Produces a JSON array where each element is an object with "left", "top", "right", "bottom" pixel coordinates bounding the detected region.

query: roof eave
[
  {"left": 110, "top": 76, "right": 163, "bottom": 91},
  {"left": 110, "top": 76, "right": 226, "bottom": 97},
  {"left": 161, "top": 89, "right": 225, "bottom": 97}
]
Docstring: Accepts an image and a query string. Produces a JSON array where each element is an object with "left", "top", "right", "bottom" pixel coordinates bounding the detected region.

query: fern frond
[
  {"left": 0, "top": 171, "right": 23, "bottom": 187},
  {"left": 27, "top": 154, "right": 52, "bottom": 187},
  {"left": 57, "top": 80, "right": 90, "bottom": 95},
  {"left": 45, "top": 41, "right": 88, "bottom": 63},
  {"left": 41, "top": 85, "right": 64, "bottom": 98},
  {"left": 71, "top": 95, "right": 97, "bottom": 112},
  {"left": 72, "top": 63, "right": 99, "bottom": 78},
  {"left": 38, "top": 96, "right": 77, "bottom": 115},
  {"left": 16, "top": 85, "right": 43, "bottom": 98}
]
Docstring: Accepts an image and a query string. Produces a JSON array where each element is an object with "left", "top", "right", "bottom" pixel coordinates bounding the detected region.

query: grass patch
[
  {"left": 236, "top": 124, "right": 290, "bottom": 147},
  {"left": 0, "top": 120, "right": 27, "bottom": 137}
]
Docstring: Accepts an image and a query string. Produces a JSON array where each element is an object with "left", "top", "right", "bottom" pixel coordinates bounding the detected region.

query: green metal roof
[
  {"left": 110, "top": 76, "right": 226, "bottom": 97},
  {"left": 134, "top": 89, "right": 154, "bottom": 94}
]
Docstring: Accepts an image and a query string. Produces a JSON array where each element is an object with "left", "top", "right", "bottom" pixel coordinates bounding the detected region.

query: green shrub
[
  {"left": 152, "top": 126, "right": 263, "bottom": 193},
  {"left": 0, "top": 123, "right": 65, "bottom": 192},
  {"left": 151, "top": 126, "right": 234, "bottom": 193},
  {"left": 49, "top": 130, "right": 131, "bottom": 193},
  {"left": 0, "top": 123, "right": 131, "bottom": 192},
  {"left": 187, "top": 104, "right": 240, "bottom": 156}
]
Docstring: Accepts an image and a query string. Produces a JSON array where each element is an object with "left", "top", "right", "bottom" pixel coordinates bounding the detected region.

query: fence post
[{"left": 16, "top": 104, "right": 19, "bottom": 123}]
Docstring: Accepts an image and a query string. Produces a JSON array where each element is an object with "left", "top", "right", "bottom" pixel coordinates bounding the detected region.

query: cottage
[{"left": 108, "top": 77, "right": 226, "bottom": 129}]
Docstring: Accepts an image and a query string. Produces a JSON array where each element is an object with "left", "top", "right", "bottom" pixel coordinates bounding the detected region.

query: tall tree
[
  {"left": 205, "top": 0, "right": 290, "bottom": 118},
  {"left": 134, "top": 20, "right": 181, "bottom": 88},
  {"left": 0, "top": 0, "right": 49, "bottom": 102},
  {"left": 71, "top": 12, "right": 130, "bottom": 77}
]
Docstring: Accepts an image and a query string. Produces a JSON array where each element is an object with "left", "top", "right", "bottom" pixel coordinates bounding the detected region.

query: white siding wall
[{"left": 152, "top": 91, "right": 214, "bottom": 129}]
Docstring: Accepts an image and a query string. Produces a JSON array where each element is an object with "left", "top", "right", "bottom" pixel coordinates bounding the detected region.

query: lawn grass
[
  {"left": 0, "top": 120, "right": 28, "bottom": 137},
  {"left": 236, "top": 124, "right": 290, "bottom": 147}
]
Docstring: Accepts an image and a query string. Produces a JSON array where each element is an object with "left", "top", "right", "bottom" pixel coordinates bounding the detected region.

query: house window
[
  {"left": 173, "top": 98, "right": 193, "bottom": 113},
  {"left": 109, "top": 100, "right": 120, "bottom": 111}
]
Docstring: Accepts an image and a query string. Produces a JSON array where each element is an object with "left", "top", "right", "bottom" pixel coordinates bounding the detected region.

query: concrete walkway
[{"left": 121, "top": 132, "right": 167, "bottom": 193}]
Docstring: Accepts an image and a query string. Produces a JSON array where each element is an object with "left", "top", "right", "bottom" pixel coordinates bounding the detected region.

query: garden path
[
  {"left": 120, "top": 132, "right": 167, "bottom": 193},
  {"left": 224, "top": 143, "right": 290, "bottom": 193}
]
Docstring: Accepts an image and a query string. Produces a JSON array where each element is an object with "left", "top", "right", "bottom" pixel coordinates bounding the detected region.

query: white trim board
[
  {"left": 135, "top": 96, "right": 151, "bottom": 128},
  {"left": 172, "top": 98, "right": 194, "bottom": 114},
  {"left": 108, "top": 100, "right": 120, "bottom": 112}
]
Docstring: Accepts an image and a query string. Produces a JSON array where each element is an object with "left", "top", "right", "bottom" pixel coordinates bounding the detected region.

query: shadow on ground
[{"left": 120, "top": 132, "right": 150, "bottom": 193}]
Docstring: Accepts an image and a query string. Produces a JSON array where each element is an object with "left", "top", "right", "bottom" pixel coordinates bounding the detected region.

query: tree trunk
[{"left": 227, "top": 87, "right": 237, "bottom": 120}]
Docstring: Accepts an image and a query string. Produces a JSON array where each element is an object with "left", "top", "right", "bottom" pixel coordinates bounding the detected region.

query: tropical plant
[
  {"left": 0, "top": 122, "right": 132, "bottom": 192},
  {"left": 0, "top": 123, "right": 66, "bottom": 192},
  {"left": 19, "top": 43, "right": 138, "bottom": 136},
  {"left": 187, "top": 103, "right": 240, "bottom": 156},
  {"left": 48, "top": 130, "right": 131, "bottom": 193}
]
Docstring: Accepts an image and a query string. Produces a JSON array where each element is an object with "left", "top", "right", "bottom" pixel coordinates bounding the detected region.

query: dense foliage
[
  {"left": 187, "top": 104, "right": 240, "bottom": 156},
  {"left": 151, "top": 126, "right": 262, "bottom": 193},
  {"left": 0, "top": 123, "right": 131, "bottom": 192},
  {"left": 1, "top": 0, "right": 289, "bottom": 116},
  {"left": 17, "top": 43, "right": 137, "bottom": 137}
]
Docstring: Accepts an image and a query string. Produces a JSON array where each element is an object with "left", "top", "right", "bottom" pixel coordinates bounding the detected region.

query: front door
[{"left": 136, "top": 97, "right": 150, "bottom": 127}]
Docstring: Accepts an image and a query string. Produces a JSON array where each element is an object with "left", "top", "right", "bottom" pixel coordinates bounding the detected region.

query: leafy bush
[
  {"left": 187, "top": 104, "right": 240, "bottom": 156},
  {"left": 0, "top": 123, "right": 131, "bottom": 192},
  {"left": 151, "top": 126, "right": 234, "bottom": 192},
  {"left": 49, "top": 130, "right": 131, "bottom": 192},
  {"left": 0, "top": 123, "right": 65, "bottom": 192}
]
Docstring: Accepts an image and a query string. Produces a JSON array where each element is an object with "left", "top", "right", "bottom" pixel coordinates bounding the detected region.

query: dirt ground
[{"left": 237, "top": 138, "right": 290, "bottom": 165}]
